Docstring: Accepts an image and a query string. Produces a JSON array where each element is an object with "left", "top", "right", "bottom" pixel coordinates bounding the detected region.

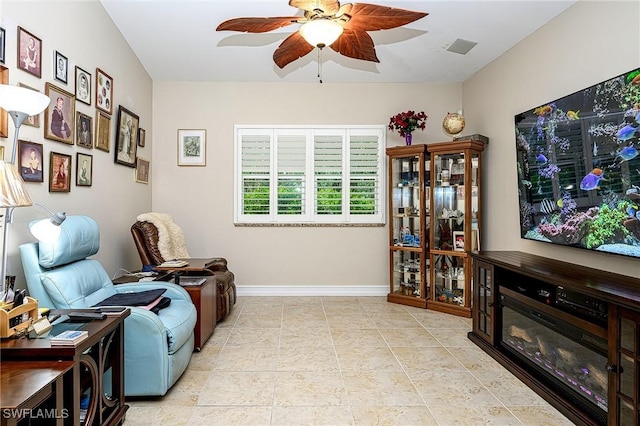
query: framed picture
[
  {"left": 453, "top": 231, "right": 465, "bottom": 252},
  {"left": 76, "top": 111, "right": 93, "bottom": 148},
  {"left": 49, "top": 152, "right": 71, "bottom": 193},
  {"left": 0, "top": 146, "right": 4, "bottom": 161},
  {"left": 18, "top": 83, "right": 41, "bottom": 127},
  {"left": 135, "top": 157, "right": 150, "bottom": 184},
  {"left": 17, "top": 26, "right": 41, "bottom": 78},
  {"left": 18, "top": 140, "right": 44, "bottom": 182},
  {"left": 44, "top": 83, "right": 75, "bottom": 144},
  {"left": 138, "top": 128, "right": 146, "bottom": 147},
  {"left": 75, "top": 67, "right": 91, "bottom": 105},
  {"left": 54, "top": 50, "right": 68, "bottom": 84},
  {"left": 76, "top": 153, "right": 93, "bottom": 187},
  {"left": 95, "top": 110, "right": 111, "bottom": 152},
  {"left": 0, "top": 65, "right": 7, "bottom": 138},
  {"left": 95, "top": 68, "right": 113, "bottom": 115},
  {"left": 178, "top": 129, "right": 206, "bottom": 166},
  {"left": 115, "top": 106, "right": 139, "bottom": 167},
  {"left": 0, "top": 27, "right": 5, "bottom": 64}
]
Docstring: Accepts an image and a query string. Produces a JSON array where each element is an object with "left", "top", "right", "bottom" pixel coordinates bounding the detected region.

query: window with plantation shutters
[{"left": 235, "top": 125, "right": 385, "bottom": 225}]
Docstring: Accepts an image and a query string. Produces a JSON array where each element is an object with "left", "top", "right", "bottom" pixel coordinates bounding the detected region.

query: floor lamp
[{"left": 0, "top": 84, "right": 51, "bottom": 296}]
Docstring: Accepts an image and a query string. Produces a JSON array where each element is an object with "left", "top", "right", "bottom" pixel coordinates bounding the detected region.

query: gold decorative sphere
[{"left": 442, "top": 112, "right": 465, "bottom": 136}]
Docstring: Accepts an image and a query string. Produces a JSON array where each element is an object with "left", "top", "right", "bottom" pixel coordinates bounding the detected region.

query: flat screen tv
[{"left": 515, "top": 68, "right": 640, "bottom": 259}]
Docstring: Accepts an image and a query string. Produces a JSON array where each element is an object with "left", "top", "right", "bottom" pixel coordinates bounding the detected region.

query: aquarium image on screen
[{"left": 515, "top": 68, "right": 640, "bottom": 258}]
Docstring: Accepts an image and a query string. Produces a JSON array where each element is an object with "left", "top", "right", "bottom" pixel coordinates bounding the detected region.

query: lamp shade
[
  {"left": 29, "top": 216, "right": 64, "bottom": 243},
  {"left": 299, "top": 19, "right": 343, "bottom": 48},
  {"left": 0, "top": 161, "right": 32, "bottom": 208},
  {"left": 0, "top": 84, "right": 51, "bottom": 116}
]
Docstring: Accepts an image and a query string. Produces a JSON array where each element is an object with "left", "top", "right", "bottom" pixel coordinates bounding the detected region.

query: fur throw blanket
[{"left": 137, "top": 212, "right": 190, "bottom": 260}]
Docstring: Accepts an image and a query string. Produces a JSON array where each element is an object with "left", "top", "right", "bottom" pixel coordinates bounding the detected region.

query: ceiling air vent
[{"left": 446, "top": 38, "right": 478, "bottom": 55}]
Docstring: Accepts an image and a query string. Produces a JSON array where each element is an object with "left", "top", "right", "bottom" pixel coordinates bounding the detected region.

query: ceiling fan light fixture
[{"left": 299, "top": 18, "right": 343, "bottom": 48}]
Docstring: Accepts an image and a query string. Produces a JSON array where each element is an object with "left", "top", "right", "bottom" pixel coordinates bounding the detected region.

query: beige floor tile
[
  {"left": 448, "top": 345, "right": 505, "bottom": 372},
  {"left": 281, "top": 312, "right": 327, "bottom": 328},
  {"left": 351, "top": 405, "right": 438, "bottom": 426},
  {"left": 378, "top": 327, "right": 440, "bottom": 347},
  {"left": 197, "top": 371, "right": 276, "bottom": 406},
  {"left": 226, "top": 327, "right": 281, "bottom": 347},
  {"left": 335, "top": 345, "right": 403, "bottom": 372},
  {"left": 160, "top": 368, "right": 211, "bottom": 406},
  {"left": 331, "top": 328, "right": 387, "bottom": 347},
  {"left": 273, "top": 371, "right": 348, "bottom": 406},
  {"left": 271, "top": 405, "right": 355, "bottom": 426},
  {"left": 186, "top": 406, "right": 272, "bottom": 426},
  {"left": 188, "top": 345, "right": 222, "bottom": 371},
  {"left": 369, "top": 312, "right": 424, "bottom": 328},
  {"left": 323, "top": 304, "right": 367, "bottom": 316},
  {"left": 427, "top": 327, "right": 477, "bottom": 347},
  {"left": 392, "top": 346, "right": 467, "bottom": 374},
  {"left": 428, "top": 405, "right": 521, "bottom": 425},
  {"left": 326, "top": 313, "right": 376, "bottom": 329},
  {"left": 282, "top": 296, "right": 323, "bottom": 306},
  {"left": 277, "top": 346, "right": 340, "bottom": 371},
  {"left": 206, "top": 327, "right": 231, "bottom": 345},
  {"left": 508, "top": 405, "right": 576, "bottom": 425},
  {"left": 410, "top": 310, "right": 472, "bottom": 329},
  {"left": 279, "top": 327, "right": 332, "bottom": 347},
  {"left": 124, "top": 405, "right": 194, "bottom": 425},
  {"left": 234, "top": 313, "right": 283, "bottom": 328},
  {"left": 213, "top": 346, "right": 279, "bottom": 371},
  {"left": 473, "top": 371, "right": 550, "bottom": 406},
  {"left": 411, "top": 370, "right": 501, "bottom": 406},
  {"left": 342, "top": 371, "right": 424, "bottom": 406}
]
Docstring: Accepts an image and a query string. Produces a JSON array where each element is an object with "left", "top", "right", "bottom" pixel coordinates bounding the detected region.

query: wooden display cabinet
[
  {"left": 428, "top": 139, "right": 485, "bottom": 317},
  {"left": 386, "top": 144, "right": 429, "bottom": 308}
]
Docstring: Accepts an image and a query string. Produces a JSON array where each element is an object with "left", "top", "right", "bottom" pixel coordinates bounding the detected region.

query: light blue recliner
[{"left": 20, "top": 215, "right": 197, "bottom": 396}]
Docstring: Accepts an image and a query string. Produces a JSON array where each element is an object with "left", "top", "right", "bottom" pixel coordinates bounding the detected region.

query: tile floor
[{"left": 124, "top": 296, "right": 574, "bottom": 425}]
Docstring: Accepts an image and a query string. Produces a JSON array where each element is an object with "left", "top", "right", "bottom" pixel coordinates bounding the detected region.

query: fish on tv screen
[{"left": 515, "top": 68, "right": 640, "bottom": 259}]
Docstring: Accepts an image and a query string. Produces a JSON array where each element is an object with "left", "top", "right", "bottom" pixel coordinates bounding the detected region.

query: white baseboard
[{"left": 236, "top": 285, "right": 388, "bottom": 297}]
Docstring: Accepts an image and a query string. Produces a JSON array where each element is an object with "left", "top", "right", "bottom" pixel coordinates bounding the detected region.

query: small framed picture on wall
[
  {"left": 76, "top": 153, "right": 93, "bottom": 187},
  {"left": 135, "top": 157, "right": 149, "bottom": 184},
  {"left": 177, "top": 129, "right": 206, "bottom": 166},
  {"left": 95, "top": 110, "right": 111, "bottom": 152},
  {"left": 76, "top": 111, "right": 93, "bottom": 148},
  {"left": 115, "top": 106, "right": 139, "bottom": 167},
  {"left": 18, "top": 140, "right": 44, "bottom": 182},
  {"left": 95, "top": 68, "right": 113, "bottom": 115},
  {"left": 54, "top": 50, "right": 68, "bottom": 84},
  {"left": 0, "top": 27, "right": 5, "bottom": 64},
  {"left": 75, "top": 67, "right": 91, "bottom": 105},
  {"left": 49, "top": 152, "right": 71, "bottom": 193},
  {"left": 17, "top": 26, "right": 41, "bottom": 78},
  {"left": 44, "top": 83, "right": 75, "bottom": 144}
]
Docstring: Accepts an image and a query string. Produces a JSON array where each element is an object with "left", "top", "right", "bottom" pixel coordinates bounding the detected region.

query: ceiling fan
[{"left": 216, "top": 0, "right": 428, "bottom": 70}]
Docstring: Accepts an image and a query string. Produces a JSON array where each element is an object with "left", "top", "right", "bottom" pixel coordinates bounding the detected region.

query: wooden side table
[
  {"left": 0, "top": 360, "right": 75, "bottom": 426},
  {"left": 0, "top": 310, "right": 130, "bottom": 426},
  {"left": 177, "top": 275, "right": 216, "bottom": 351}
]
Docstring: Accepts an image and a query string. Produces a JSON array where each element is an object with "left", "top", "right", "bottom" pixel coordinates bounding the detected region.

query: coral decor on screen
[{"left": 389, "top": 110, "right": 428, "bottom": 137}]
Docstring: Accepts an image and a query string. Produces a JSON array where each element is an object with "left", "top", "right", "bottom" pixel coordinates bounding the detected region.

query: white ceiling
[{"left": 100, "top": 0, "right": 577, "bottom": 83}]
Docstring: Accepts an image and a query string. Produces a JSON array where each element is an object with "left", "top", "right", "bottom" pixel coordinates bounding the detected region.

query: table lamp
[{"left": 0, "top": 84, "right": 51, "bottom": 295}]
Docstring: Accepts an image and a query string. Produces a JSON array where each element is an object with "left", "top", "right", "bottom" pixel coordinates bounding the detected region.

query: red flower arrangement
[{"left": 388, "top": 110, "right": 428, "bottom": 137}]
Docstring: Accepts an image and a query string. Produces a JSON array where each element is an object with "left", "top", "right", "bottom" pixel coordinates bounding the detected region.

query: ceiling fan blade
[
  {"left": 273, "top": 31, "right": 315, "bottom": 68},
  {"left": 289, "top": 0, "right": 341, "bottom": 15},
  {"left": 345, "top": 3, "right": 427, "bottom": 31},
  {"left": 330, "top": 29, "right": 379, "bottom": 63},
  {"left": 216, "top": 17, "right": 300, "bottom": 33}
]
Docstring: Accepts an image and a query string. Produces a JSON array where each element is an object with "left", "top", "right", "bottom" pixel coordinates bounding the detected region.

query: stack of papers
[
  {"left": 50, "top": 330, "right": 88, "bottom": 346},
  {"left": 158, "top": 260, "right": 189, "bottom": 268}
]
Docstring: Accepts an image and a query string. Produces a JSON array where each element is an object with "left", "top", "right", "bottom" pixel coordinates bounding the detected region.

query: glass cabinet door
[
  {"left": 391, "top": 154, "right": 421, "bottom": 247},
  {"left": 387, "top": 145, "right": 428, "bottom": 308},
  {"left": 432, "top": 253, "right": 465, "bottom": 306}
]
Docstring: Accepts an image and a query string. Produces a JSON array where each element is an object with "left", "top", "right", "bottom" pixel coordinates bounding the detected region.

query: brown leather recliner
[{"left": 130, "top": 220, "right": 236, "bottom": 321}]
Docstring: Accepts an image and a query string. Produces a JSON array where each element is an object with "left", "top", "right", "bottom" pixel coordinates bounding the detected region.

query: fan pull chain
[{"left": 317, "top": 48, "right": 323, "bottom": 84}]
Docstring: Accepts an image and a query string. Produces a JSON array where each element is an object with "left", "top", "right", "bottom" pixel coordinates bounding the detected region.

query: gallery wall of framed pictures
[{"left": 0, "top": 21, "right": 152, "bottom": 191}]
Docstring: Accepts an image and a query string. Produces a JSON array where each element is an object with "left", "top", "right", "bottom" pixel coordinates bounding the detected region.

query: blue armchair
[{"left": 19, "top": 215, "right": 197, "bottom": 396}]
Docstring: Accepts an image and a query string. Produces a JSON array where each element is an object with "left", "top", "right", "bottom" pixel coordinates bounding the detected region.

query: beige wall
[
  {"left": 463, "top": 0, "right": 640, "bottom": 278},
  {"left": 1, "top": 1, "right": 153, "bottom": 286},
  {"left": 152, "top": 82, "right": 462, "bottom": 292}
]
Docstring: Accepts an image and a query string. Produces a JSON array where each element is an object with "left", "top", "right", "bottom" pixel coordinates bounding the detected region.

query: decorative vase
[{"left": 405, "top": 133, "right": 412, "bottom": 146}]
